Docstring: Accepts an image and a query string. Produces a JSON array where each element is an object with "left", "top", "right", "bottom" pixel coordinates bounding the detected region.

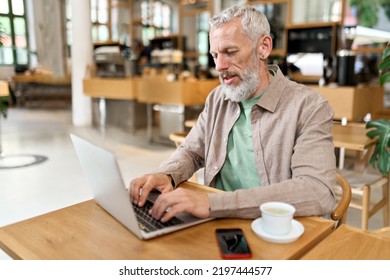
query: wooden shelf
[
  {"left": 271, "top": 49, "right": 286, "bottom": 57},
  {"left": 131, "top": 19, "right": 143, "bottom": 25},
  {"left": 290, "top": 73, "right": 321, "bottom": 83},
  {"left": 248, "top": 0, "right": 289, "bottom": 5},
  {"left": 352, "top": 47, "right": 386, "bottom": 55},
  {"left": 180, "top": 0, "right": 209, "bottom": 6},
  {"left": 286, "top": 21, "right": 340, "bottom": 29},
  {"left": 93, "top": 41, "right": 119, "bottom": 49},
  {"left": 183, "top": 51, "right": 201, "bottom": 58}
]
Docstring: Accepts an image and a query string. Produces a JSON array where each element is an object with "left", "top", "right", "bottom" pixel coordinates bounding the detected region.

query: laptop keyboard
[{"left": 133, "top": 200, "right": 184, "bottom": 233}]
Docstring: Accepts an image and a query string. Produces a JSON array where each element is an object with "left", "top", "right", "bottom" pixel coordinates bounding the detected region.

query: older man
[{"left": 129, "top": 5, "right": 336, "bottom": 222}]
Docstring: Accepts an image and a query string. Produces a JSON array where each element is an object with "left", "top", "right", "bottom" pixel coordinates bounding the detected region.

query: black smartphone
[{"left": 215, "top": 228, "right": 252, "bottom": 259}]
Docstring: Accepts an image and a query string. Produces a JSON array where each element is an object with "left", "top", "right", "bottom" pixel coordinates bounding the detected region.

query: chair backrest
[{"left": 332, "top": 172, "right": 352, "bottom": 228}]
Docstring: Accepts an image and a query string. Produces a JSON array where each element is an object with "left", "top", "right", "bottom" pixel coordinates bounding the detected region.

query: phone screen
[{"left": 215, "top": 228, "right": 252, "bottom": 259}]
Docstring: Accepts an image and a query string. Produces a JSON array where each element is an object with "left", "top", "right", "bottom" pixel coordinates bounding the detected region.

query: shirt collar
[{"left": 255, "top": 65, "right": 288, "bottom": 113}]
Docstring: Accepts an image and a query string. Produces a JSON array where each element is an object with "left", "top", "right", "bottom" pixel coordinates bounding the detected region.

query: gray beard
[{"left": 220, "top": 63, "right": 260, "bottom": 102}]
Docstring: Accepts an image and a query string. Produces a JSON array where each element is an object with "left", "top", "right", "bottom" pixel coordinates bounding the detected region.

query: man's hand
[
  {"left": 149, "top": 188, "right": 210, "bottom": 222},
  {"left": 129, "top": 173, "right": 174, "bottom": 207}
]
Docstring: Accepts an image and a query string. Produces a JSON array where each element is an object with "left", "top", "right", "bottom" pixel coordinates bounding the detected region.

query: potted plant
[{"left": 366, "top": 42, "right": 390, "bottom": 176}]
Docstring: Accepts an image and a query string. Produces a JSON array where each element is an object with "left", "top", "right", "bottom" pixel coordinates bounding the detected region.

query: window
[
  {"left": 91, "top": 0, "right": 111, "bottom": 42},
  {"left": 0, "top": 0, "right": 29, "bottom": 66},
  {"left": 197, "top": 12, "right": 209, "bottom": 66},
  {"left": 250, "top": 3, "right": 287, "bottom": 52},
  {"left": 90, "top": 0, "right": 133, "bottom": 44},
  {"left": 140, "top": 0, "right": 172, "bottom": 46},
  {"left": 64, "top": 1, "right": 171, "bottom": 48},
  {"left": 65, "top": 0, "right": 72, "bottom": 57}
]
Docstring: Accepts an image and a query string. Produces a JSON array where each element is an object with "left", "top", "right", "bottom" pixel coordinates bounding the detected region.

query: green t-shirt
[{"left": 215, "top": 91, "right": 265, "bottom": 191}]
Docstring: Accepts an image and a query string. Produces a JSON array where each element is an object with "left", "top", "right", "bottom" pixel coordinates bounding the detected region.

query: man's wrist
[{"left": 167, "top": 174, "right": 175, "bottom": 188}]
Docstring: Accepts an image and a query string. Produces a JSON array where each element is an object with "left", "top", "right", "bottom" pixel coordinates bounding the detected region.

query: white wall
[
  {"left": 71, "top": 0, "right": 92, "bottom": 126},
  {"left": 31, "top": 0, "right": 66, "bottom": 76}
]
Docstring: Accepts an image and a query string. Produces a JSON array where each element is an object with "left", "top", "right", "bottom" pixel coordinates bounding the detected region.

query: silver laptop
[{"left": 70, "top": 133, "right": 213, "bottom": 240}]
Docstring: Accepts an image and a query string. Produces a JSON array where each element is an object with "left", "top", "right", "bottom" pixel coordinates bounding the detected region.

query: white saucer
[{"left": 251, "top": 218, "right": 304, "bottom": 244}]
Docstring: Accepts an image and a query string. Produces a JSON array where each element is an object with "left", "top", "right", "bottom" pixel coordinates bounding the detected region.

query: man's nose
[{"left": 215, "top": 55, "right": 229, "bottom": 72}]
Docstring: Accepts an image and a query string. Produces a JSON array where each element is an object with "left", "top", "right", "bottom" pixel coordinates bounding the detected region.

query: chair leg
[
  {"left": 383, "top": 179, "right": 390, "bottom": 227},
  {"left": 361, "top": 185, "right": 370, "bottom": 230}
]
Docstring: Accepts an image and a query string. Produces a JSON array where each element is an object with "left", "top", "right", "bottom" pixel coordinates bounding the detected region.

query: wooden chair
[
  {"left": 168, "top": 131, "right": 188, "bottom": 148},
  {"left": 338, "top": 167, "right": 389, "bottom": 230},
  {"left": 332, "top": 172, "right": 352, "bottom": 228},
  {"left": 334, "top": 120, "right": 389, "bottom": 230}
]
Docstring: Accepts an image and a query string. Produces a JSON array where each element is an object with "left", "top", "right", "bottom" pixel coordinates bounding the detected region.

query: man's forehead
[
  {"left": 210, "top": 24, "right": 248, "bottom": 49},
  {"left": 210, "top": 18, "right": 242, "bottom": 36}
]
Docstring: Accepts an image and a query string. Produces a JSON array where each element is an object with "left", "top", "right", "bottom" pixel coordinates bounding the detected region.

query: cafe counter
[
  {"left": 83, "top": 75, "right": 220, "bottom": 140},
  {"left": 83, "top": 76, "right": 220, "bottom": 105},
  {"left": 309, "top": 85, "right": 384, "bottom": 122},
  {"left": 83, "top": 75, "right": 384, "bottom": 138}
]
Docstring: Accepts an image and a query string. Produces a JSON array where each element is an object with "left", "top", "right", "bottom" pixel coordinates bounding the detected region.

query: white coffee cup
[{"left": 260, "top": 202, "right": 295, "bottom": 235}]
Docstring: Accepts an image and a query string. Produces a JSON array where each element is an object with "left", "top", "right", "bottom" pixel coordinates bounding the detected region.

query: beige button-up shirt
[{"left": 155, "top": 65, "right": 336, "bottom": 219}]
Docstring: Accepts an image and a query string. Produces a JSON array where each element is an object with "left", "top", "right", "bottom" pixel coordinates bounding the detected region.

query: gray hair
[{"left": 209, "top": 5, "right": 270, "bottom": 44}]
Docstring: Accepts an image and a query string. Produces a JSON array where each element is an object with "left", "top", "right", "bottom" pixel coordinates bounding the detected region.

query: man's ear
[{"left": 257, "top": 35, "right": 273, "bottom": 59}]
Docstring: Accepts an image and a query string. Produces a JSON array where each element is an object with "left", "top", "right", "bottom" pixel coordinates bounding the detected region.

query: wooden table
[
  {"left": 177, "top": 121, "right": 375, "bottom": 170},
  {"left": 331, "top": 123, "right": 376, "bottom": 170},
  {"left": 0, "top": 182, "right": 335, "bottom": 260},
  {"left": 184, "top": 121, "right": 375, "bottom": 152},
  {"left": 185, "top": 119, "right": 196, "bottom": 128},
  {"left": 301, "top": 224, "right": 390, "bottom": 259},
  {"left": 331, "top": 123, "right": 375, "bottom": 151}
]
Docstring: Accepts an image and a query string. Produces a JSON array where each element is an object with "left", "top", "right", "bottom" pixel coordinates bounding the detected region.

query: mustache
[{"left": 219, "top": 71, "right": 241, "bottom": 79}]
